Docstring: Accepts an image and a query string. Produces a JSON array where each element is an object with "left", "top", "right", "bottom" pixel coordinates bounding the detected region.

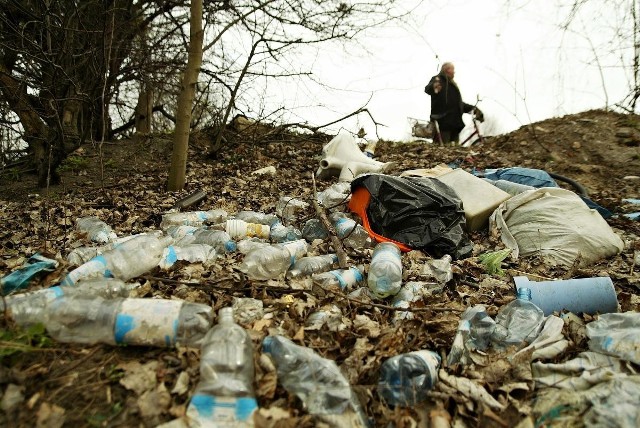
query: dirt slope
[{"left": 0, "top": 109, "right": 639, "bottom": 427}]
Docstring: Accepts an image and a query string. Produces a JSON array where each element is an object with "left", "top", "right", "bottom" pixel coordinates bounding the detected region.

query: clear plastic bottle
[
  {"left": 262, "top": 335, "right": 367, "bottom": 425},
  {"left": 165, "top": 225, "right": 199, "bottom": 245},
  {"left": 311, "top": 266, "right": 364, "bottom": 291},
  {"left": 61, "top": 234, "right": 173, "bottom": 286},
  {"left": 192, "top": 229, "right": 237, "bottom": 253},
  {"left": 158, "top": 244, "right": 217, "bottom": 269},
  {"left": 186, "top": 307, "right": 257, "bottom": 426},
  {"left": 390, "top": 282, "right": 431, "bottom": 323},
  {"left": 225, "top": 219, "right": 271, "bottom": 240},
  {"left": 270, "top": 221, "right": 302, "bottom": 243},
  {"left": 422, "top": 255, "right": 453, "bottom": 284},
  {"left": 377, "top": 350, "right": 441, "bottom": 407},
  {"left": 491, "top": 287, "right": 545, "bottom": 350},
  {"left": 159, "top": 209, "right": 228, "bottom": 230},
  {"left": 67, "top": 233, "right": 160, "bottom": 266},
  {"left": 275, "top": 196, "right": 309, "bottom": 223},
  {"left": 234, "top": 210, "right": 279, "bottom": 226},
  {"left": 301, "top": 218, "right": 329, "bottom": 241},
  {"left": 44, "top": 296, "right": 213, "bottom": 347},
  {"left": 76, "top": 216, "right": 117, "bottom": 244},
  {"left": 316, "top": 182, "right": 351, "bottom": 208},
  {"left": 2, "top": 278, "right": 138, "bottom": 327},
  {"left": 236, "top": 238, "right": 271, "bottom": 254},
  {"left": 367, "top": 242, "right": 403, "bottom": 299},
  {"left": 447, "top": 305, "right": 496, "bottom": 366},
  {"left": 238, "top": 240, "right": 308, "bottom": 280},
  {"left": 286, "top": 254, "right": 338, "bottom": 279},
  {"left": 333, "top": 216, "right": 374, "bottom": 249}
]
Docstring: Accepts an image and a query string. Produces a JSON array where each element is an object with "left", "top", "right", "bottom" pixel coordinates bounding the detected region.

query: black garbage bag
[{"left": 349, "top": 174, "right": 473, "bottom": 260}]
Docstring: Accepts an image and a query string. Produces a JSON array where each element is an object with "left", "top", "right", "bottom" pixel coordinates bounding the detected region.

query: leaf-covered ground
[{"left": 1, "top": 109, "right": 639, "bottom": 427}]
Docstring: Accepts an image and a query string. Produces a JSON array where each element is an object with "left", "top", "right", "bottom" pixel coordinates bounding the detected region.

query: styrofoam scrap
[{"left": 438, "top": 370, "right": 506, "bottom": 411}]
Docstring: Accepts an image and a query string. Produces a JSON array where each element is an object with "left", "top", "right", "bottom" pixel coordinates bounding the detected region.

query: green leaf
[{"left": 478, "top": 248, "right": 512, "bottom": 276}]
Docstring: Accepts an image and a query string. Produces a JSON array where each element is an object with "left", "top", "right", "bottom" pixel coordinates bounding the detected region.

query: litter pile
[{"left": 1, "top": 110, "right": 639, "bottom": 427}]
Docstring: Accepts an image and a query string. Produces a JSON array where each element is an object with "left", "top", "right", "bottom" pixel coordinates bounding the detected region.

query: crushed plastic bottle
[
  {"left": 333, "top": 215, "right": 374, "bottom": 249},
  {"left": 43, "top": 295, "right": 213, "bottom": 347},
  {"left": 233, "top": 210, "right": 279, "bottom": 226},
  {"left": 286, "top": 254, "right": 338, "bottom": 279},
  {"left": 301, "top": 218, "right": 329, "bottom": 241},
  {"left": 158, "top": 244, "right": 217, "bottom": 269},
  {"left": 275, "top": 196, "right": 309, "bottom": 223},
  {"left": 67, "top": 232, "right": 162, "bottom": 266},
  {"left": 76, "top": 216, "right": 117, "bottom": 244},
  {"left": 262, "top": 335, "right": 368, "bottom": 426},
  {"left": 422, "top": 255, "right": 453, "bottom": 284},
  {"left": 238, "top": 240, "right": 308, "bottom": 280},
  {"left": 368, "top": 242, "right": 403, "bottom": 298},
  {"left": 186, "top": 307, "right": 257, "bottom": 426},
  {"left": 269, "top": 221, "right": 302, "bottom": 243},
  {"left": 191, "top": 229, "right": 237, "bottom": 253},
  {"left": 2, "top": 278, "right": 138, "bottom": 327},
  {"left": 159, "top": 209, "right": 228, "bottom": 230},
  {"left": 492, "top": 287, "right": 545, "bottom": 350},
  {"left": 447, "top": 305, "right": 496, "bottom": 366},
  {"left": 165, "top": 225, "right": 199, "bottom": 245},
  {"left": 236, "top": 238, "right": 271, "bottom": 254},
  {"left": 311, "top": 266, "right": 364, "bottom": 291},
  {"left": 390, "top": 281, "right": 444, "bottom": 323},
  {"left": 377, "top": 350, "right": 441, "bottom": 407},
  {"left": 316, "top": 182, "right": 351, "bottom": 209},
  {"left": 61, "top": 234, "right": 172, "bottom": 286}
]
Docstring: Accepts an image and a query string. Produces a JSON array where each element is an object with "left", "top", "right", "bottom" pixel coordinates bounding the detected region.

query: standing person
[{"left": 425, "top": 62, "right": 483, "bottom": 144}]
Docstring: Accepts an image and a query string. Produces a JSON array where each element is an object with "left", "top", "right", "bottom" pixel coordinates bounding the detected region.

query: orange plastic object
[{"left": 348, "top": 187, "right": 413, "bottom": 252}]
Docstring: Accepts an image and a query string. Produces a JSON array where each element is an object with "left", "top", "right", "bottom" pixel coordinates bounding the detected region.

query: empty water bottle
[
  {"left": 333, "top": 216, "right": 374, "bottom": 249},
  {"left": 67, "top": 232, "right": 162, "bottom": 266},
  {"left": 233, "top": 210, "right": 279, "bottom": 226},
  {"left": 236, "top": 238, "right": 271, "bottom": 254},
  {"left": 225, "top": 219, "right": 271, "bottom": 240},
  {"left": 270, "top": 221, "right": 302, "bottom": 243},
  {"left": 447, "top": 305, "right": 496, "bottom": 366},
  {"left": 301, "top": 218, "right": 329, "bottom": 241},
  {"left": 275, "top": 196, "right": 309, "bottom": 222},
  {"left": 311, "top": 266, "right": 364, "bottom": 291},
  {"left": 160, "top": 209, "right": 228, "bottom": 230},
  {"left": 61, "top": 234, "right": 173, "bottom": 286},
  {"left": 165, "top": 225, "right": 199, "bottom": 245},
  {"left": 377, "top": 350, "right": 441, "bottom": 407},
  {"left": 192, "top": 229, "right": 237, "bottom": 253},
  {"left": 76, "top": 216, "right": 117, "bottom": 244},
  {"left": 390, "top": 281, "right": 442, "bottom": 323},
  {"left": 492, "top": 287, "right": 544, "bottom": 350},
  {"left": 368, "top": 242, "right": 403, "bottom": 298},
  {"left": 158, "top": 244, "right": 217, "bottom": 269},
  {"left": 239, "top": 240, "right": 308, "bottom": 280},
  {"left": 186, "top": 307, "right": 258, "bottom": 426},
  {"left": 316, "top": 182, "right": 351, "bottom": 208},
  {"left": 2, "top": 278, "right": 137, "bottom": 327},
  {"left": 262, "top": 335, "right": 367, "bottom": 425},
  {"left": 44, "top": 296, "right": 213, "bottom": 347},
  {"left": 286, "top": 254, "right": 339, "bottom": 279}
]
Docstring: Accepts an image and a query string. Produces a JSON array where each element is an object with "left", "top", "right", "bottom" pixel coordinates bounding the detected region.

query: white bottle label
[
  {"left": 187, "top": 394, "right": 257, "bottom": 427},
  {"left": 60, "top": 256, "right": 108, "bottom": 286},
  {"left": 114, "top": 299, "right": 183, "bottom": 346},
  {"left": 331, "top": 267, "right": 363, "bottom": 289}
]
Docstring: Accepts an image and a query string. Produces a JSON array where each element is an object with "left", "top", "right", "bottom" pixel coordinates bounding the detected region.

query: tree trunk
[
  {"left": 135, "top": 83, "right": 153, "bottom": 135},
  {"left": 167, "top": 0, "right": 204, "bottom": 191}
]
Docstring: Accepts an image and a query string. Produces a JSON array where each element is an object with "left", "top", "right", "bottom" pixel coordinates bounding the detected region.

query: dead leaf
[
  {"left": 171, "top": 371, "right": 190, "bottom": 396},
  {"left": 118, "top": 360, "right": 159, "bottom": 395},
  {"left": 137, "top": 382, "right": 171, "bottom": 417},
  {"left": 36, "top": 402, "right": 66, "bottom": 428}
]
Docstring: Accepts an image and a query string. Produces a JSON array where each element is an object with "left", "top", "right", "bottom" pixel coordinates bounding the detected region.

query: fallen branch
[{"left": 311, "top": 172, "right": 349, "bottom": 269}]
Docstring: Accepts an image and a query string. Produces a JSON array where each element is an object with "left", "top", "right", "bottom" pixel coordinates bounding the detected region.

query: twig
[{"left": 310, "top": 172, "right": 349, "bottom": 268}]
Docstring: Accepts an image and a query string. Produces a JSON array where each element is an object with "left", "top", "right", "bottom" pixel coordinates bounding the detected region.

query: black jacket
[{"left": 425, "top": 73, "right": 474, "bottom": 132}]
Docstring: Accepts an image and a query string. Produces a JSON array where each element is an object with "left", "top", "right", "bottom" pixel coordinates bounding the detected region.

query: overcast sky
[{"left": 263, "top": 1, "right": 635, "bottom": 141}]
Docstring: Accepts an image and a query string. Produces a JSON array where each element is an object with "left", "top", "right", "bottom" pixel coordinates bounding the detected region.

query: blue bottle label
[
  {"left": 113, "top": 299, "right": 182, "bottom": 346},
  {"left": 187, "top": 394, "right": 258, "bottom": 426}
]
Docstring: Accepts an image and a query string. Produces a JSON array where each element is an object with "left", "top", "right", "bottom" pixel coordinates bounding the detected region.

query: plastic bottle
[
  {"left": 368, "top": 242, "right": 403, "bottom": 298},
  {"left": 316, "top": 182, "right": 351, "bottom": 208},
  {"left": 390, "top": 282, "right": 438, "bottom": 323},
  {"left": 238, "top": 240, "right": 308, "bottom": 280},
  {"left": 301, "top": 218, "right": 329, "bottom": 241},
  {"left": 234, "top": 210, "right": 279, "bottom": 226},
  {"left": 67, "top": 232, "right": 161, "bottom": 266},
  {"left": 2, "top": 278, "right": 138, "bottom": 327},
  {"left": 275, "top": 196, "right": 309, "bottom": 222},
  {"left": 225, "top": 219, "right": 271, "bottom": 240},
  {"left": 44, "top": 296, "right": 213, "bottom": 347},
  {"left": 333, "top": 216, "right": 374, "bottom": 249},
  {"left": 159, "top": 244, "right": 218, "bottom": 269},
  {"left": 377, "top": 350, "right": 441, "bottom": 407},
  {"left": 422, "top": 255, "right": 453, "bottom": 284},
  {"left": 491, "top": 287, "right": 545, "bottom": 350},
  {"left": 286, "top": 254, "right": 339, "bottom": 279},
  {"left": 191, "top": 229, "right": 237, "bottom": 253},
  {"left": 236, "top": 238, "right": 271, "bottom": 254},
  {"left": 262, "top": 335, "right": 367, "bottom": 425},
  {"left": 270, "top": 221, "right": 302, "bottom": 243},
  {"left": 311, "top": 266, "right": 364, "bottom": 291},
  {"left": 76, "top": 216, "right": 117, "bottom": 244},
  {"left": 165, "top": 225, "right": 199, "bottom": 245},
  {"left": 186, "top": 307, "right": 258, "bottom": 426},
  {"left": 61, "top": 234, "right": 173, "bottom": 286},
  {"left": 447, "top": 305, "right": 496, "bottom": 366},
  {"left": 159, "top": 209, "right": 228, "bottom": 230}
]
